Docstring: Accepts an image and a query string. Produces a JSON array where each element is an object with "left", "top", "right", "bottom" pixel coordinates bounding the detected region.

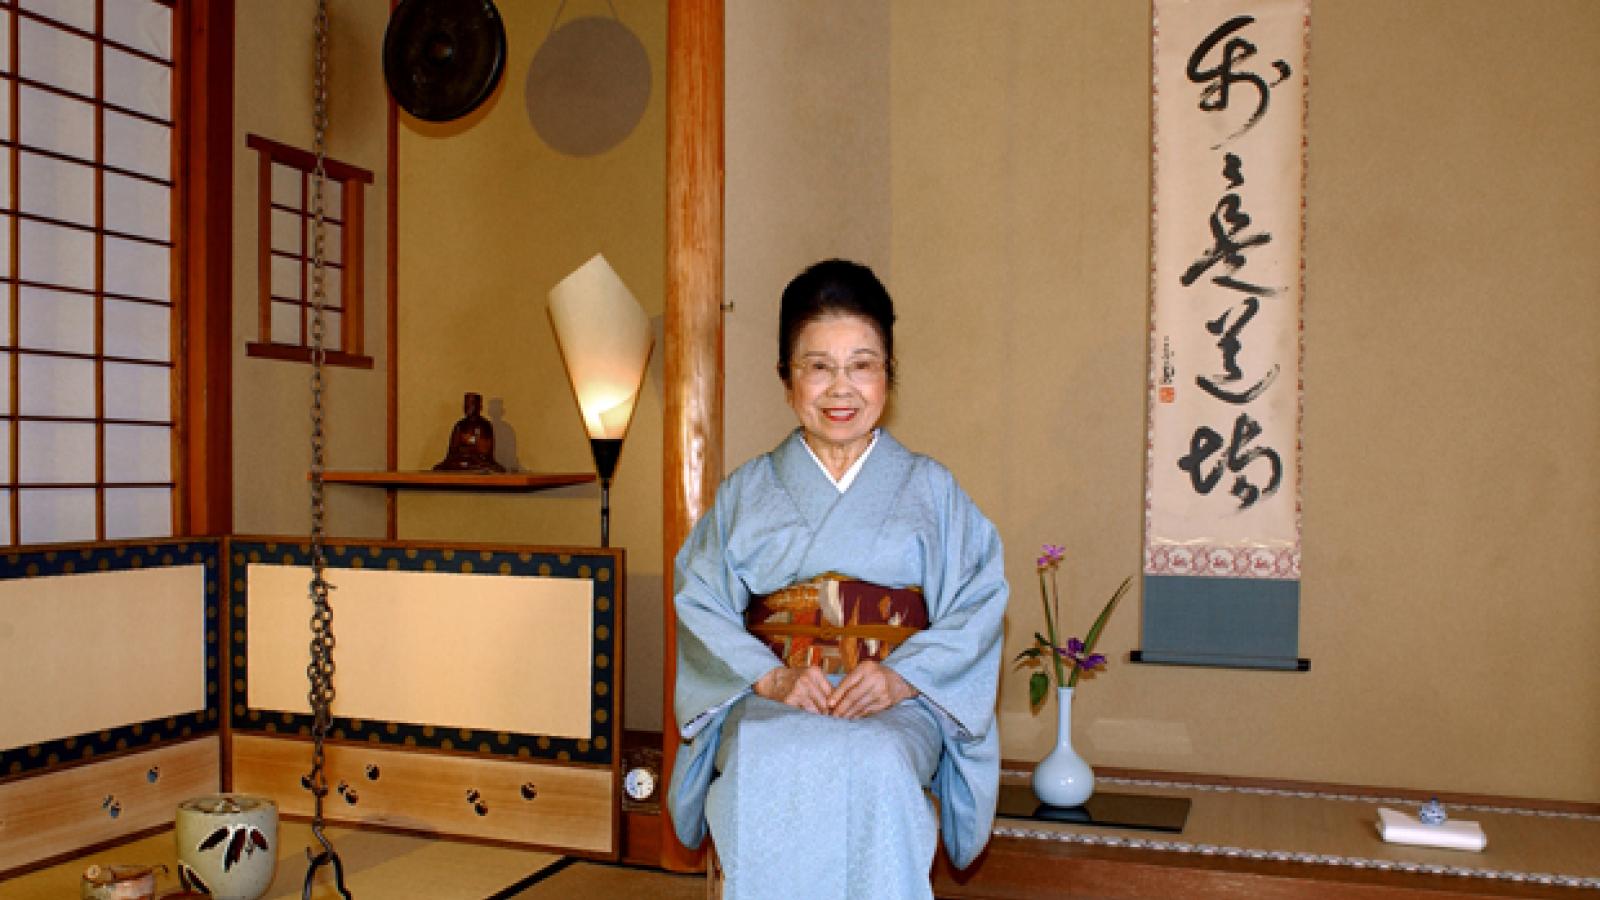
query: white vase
[
  {"left": 175, "top": 794, "right": 278, "bottom": 900},
  {"left": 1032, "top": 686, "right": 1095, "bottom": 808}
]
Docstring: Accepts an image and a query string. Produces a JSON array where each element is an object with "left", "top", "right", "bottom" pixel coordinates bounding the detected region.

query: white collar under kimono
[{"left": 799, "top": 429, "right": 880, "bottom": 493}]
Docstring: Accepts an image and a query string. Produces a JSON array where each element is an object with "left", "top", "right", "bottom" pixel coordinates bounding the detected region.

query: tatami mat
[
  {"left": 1, "top": 821, "right": 562, "bottom": 899},
  {"left": 514, "top": 859, "right": 705, "bottom": 899}
]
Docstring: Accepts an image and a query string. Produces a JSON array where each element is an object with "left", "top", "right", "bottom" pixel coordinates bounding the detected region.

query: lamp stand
[{"left": 589, "top": 438, "right": 623, "bottom": 547}]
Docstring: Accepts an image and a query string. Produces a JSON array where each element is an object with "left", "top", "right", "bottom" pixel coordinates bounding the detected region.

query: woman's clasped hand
[{"left": 754, "top": 659, "right": 918, "bottom": 719}]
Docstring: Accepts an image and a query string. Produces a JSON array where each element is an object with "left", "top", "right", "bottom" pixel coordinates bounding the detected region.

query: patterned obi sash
[{"left": 746, "top": 573, "right": 928, "bottom": 675}]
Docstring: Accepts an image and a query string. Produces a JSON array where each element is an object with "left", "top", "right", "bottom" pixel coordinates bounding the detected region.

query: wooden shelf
[{"left": 319, "top": 470, "right": 596, "bottom": 491}]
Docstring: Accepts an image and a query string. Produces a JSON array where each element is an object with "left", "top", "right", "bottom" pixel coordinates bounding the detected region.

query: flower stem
[{"left": 1039, "top": 571, "right": 1068, "bottom": 687}]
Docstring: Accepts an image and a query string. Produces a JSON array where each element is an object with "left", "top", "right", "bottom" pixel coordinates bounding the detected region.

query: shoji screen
[{"left": 4, "top": 0, "right": 177, "bottom": 544}]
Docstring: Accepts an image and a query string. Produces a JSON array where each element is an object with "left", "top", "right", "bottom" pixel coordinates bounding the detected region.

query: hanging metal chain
[{"left": 303, "top": 0, "right": 350, "bottom": 896}]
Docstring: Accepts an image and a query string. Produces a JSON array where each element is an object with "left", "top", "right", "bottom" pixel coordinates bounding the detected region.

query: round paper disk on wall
[{"left": 525, "top": 17, "right": 651, "bottom": 157}]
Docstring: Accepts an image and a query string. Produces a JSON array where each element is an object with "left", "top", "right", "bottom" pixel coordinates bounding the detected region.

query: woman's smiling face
[{"left": 785, "top": 314, "right": 889, "bottom": 455}]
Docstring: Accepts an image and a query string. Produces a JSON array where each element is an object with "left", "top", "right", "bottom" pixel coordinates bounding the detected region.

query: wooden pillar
[
  {"left": 181, "top": 0, "right": 234, "bottom": 537},
  {"left": 385, "top": 0, "right": 400, "bottom": 539},
  {"left": 661, "top": 0, "right": 724, "bottom": 873}
]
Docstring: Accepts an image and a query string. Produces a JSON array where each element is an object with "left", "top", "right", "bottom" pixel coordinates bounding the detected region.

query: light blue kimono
[{"left": 668, "top": 429, "right": 1007, "bottom": 897}]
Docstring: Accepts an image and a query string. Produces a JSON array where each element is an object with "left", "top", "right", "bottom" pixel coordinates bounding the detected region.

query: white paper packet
[{"left": 1376, "top": 806, "right": 1487, "bottom": 852}]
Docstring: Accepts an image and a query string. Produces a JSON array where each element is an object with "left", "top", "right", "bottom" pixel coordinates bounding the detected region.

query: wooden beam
[
  {"left": 243, "top": 133, "right": 376, "bottom": 184},
  {"left": 343, "top": 180, "right": 365, "bottom": 356},
  {"left": 386, "top": 0, "right": 400, "bottom": 540},
  {"left": 180, "top": 0, "right": 234, "bottom": 536},
  {"left": 661, "top": 0, "right": 724, "bottom": 874}
]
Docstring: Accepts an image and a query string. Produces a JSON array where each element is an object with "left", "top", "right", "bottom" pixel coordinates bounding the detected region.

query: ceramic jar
[{"left": 175, "top": 794, "right": 278, "bottom": 900}]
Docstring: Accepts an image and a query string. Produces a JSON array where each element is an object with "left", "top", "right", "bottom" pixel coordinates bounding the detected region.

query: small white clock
[{"left": 623, "top": 766, "right": 657, "bottom": 802}]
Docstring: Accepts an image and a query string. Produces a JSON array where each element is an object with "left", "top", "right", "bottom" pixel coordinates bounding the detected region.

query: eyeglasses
[{"left": 791, "top": 357, "right": 888, "bottom": 386}]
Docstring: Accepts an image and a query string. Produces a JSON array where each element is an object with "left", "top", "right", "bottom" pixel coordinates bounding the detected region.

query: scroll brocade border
[{"left": 1144, "top": 542, "right": 1300, "bottom": 578}]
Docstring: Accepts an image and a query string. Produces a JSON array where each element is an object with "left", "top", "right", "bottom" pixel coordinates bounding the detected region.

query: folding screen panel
[
  {"left": 227, "top": 538, "right": 624, "bottom": 858},
  {"left": 0, "top": 536, "right": 623, "bottom": 875},
  {"left": 0, "top": 540, "right": 223, "bottom": 873}
]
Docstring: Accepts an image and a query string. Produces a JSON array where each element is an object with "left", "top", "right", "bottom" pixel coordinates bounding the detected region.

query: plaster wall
[
  {"left": 231, "top": 0, "right": 390, "bottom": 539},
  {"left": 230, "top": 1, "right": 667, "bottom": 733},
  {"left": 723, "top": 0, "right": 893, "bottom": 469},
  {"left": 727, "top": 0, "right": 1600, "bottom": 800},
  {"left": 229, "top": 0, "right": 1600, "bottom": 789},
  {"left": 392, "top": 1, "right": 668, "bottom": 733}
]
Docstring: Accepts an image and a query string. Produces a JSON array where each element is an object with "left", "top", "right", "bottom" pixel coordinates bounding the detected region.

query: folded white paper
[{"left": 1377, "top": 807, "right": 1487, "bottom": 852}]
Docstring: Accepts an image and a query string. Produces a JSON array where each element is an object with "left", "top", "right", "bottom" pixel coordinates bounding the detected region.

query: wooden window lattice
[{"left": 245, "top": 133, "right": 372, "bottom": 368}]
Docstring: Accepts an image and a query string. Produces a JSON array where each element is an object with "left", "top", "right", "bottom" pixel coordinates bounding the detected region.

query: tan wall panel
[
  {"left": 729, "top": 1, "right": 1600, "bottom": 802},
  {"left": 394, "top": 1, "right": 668, "bottom": 732},
  {"left": 723, "top": 0, "right": 893, "bottom": 469},
  {"left": 232, "top": 0, "right": 390, "bottom": 539},
  {"left": 0, "top": 567, "right": 206, "bottom": 749},
  {"left": 232, "top": 2, "right": 665, "bottom": 731},
  {"left": 0, "top": 739, "right": 220, "bottom": 873},
  {"left": 245, "top": 565, "right": 593, "bottom": 739},
  {"left": 1291, "top": 0, "right": 1600, "bottom": 798},
  {"left": 887, "top": 0, "right": 1600, "bottom": 801},
  {"left": 231, "top": 735, "right": 613, "bottom": 855}
]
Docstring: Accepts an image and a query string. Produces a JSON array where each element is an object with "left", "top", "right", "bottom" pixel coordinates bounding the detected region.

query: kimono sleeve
[
  {"left": 884, "top": 464, "right": 1007, "bottom": 741},
  {"left": 667, "top": 469, "right": 786, "bottom": 849},
  {"left": 672, "top": 471, "right": 785, "bottom": 734},
  {"left": 881, "top": 463, "right": 1007, "bottom": 869}
]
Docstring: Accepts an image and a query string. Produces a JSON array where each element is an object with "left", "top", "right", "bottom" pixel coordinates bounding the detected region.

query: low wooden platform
[{"left": 933, "top": 772, "right": 1600, "bottom": 899}]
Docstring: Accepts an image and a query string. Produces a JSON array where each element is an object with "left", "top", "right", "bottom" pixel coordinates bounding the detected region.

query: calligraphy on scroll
[{"left": 1142, "top": 0, "right": 1308, "bottom": 669}]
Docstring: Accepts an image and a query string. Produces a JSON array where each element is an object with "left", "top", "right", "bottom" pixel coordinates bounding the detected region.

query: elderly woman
[{"left": 667, "top": 259, "right": 1008, "bottom": 899}]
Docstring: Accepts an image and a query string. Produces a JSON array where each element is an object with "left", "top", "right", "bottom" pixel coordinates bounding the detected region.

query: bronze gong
[{"left": 383, "top": 0, "right": 507, "bottom": 123}]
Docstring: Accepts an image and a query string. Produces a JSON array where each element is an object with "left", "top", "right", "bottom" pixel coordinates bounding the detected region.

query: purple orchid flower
[
  {"left": 1056, "top": 636, "right": 1107, "bottom": 672},
  {"left": 1036, "top": 543, "right": 1066, "bottom": 570}
]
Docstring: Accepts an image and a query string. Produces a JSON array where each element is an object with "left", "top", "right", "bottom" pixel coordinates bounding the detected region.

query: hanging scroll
[{"left": 1140, "top": 0, "right": 1309, "bottom": 670}]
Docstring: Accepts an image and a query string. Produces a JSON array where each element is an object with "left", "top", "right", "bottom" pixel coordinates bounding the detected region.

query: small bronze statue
[{"left": 434, "top": 392, "right": 505, "bottom": 472}]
